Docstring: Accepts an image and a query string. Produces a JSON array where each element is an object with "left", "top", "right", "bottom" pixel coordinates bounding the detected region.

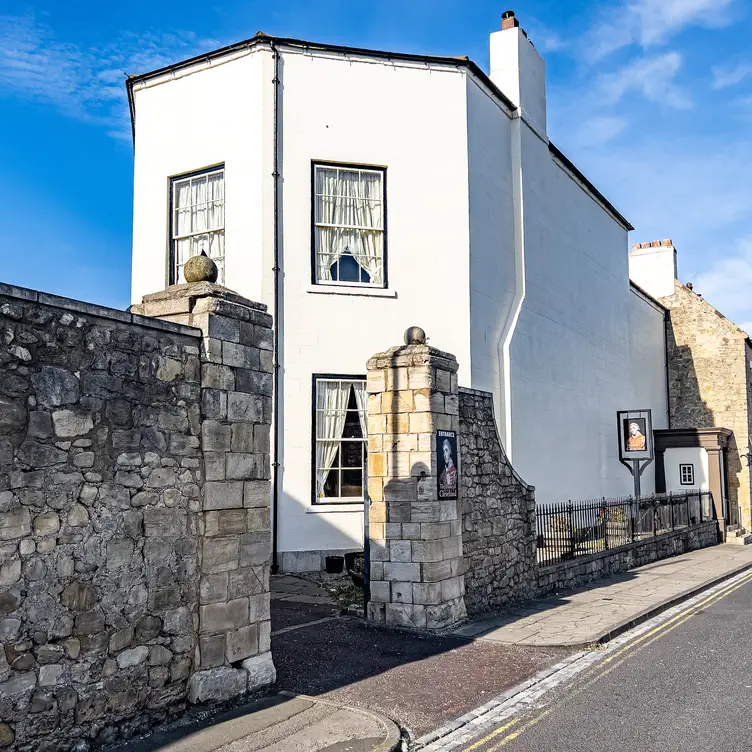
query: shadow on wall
[
  {"left": 667, "top": 321, "right": 740, "bottom": 525},
  {"left": 458, "top": 388, "right": 538, "bottom": 616}
]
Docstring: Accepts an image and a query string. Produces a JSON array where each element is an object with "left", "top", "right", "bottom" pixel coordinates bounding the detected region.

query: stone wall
[
  {"left": 536, "top": 521, "right": 718, "bottom": 596},
  {"left": 458, "top": 389, "right": 537, "bottom": 616},
  {"left": 0, "top": 280, "right": 274, "bottom": 751},
  {"left": 661, "top": 281, "right": 751, "bottom": 529}
]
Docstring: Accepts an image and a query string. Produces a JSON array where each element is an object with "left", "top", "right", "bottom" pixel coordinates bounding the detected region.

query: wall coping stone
[
  {"left": 137, "top": 281, "right": 267, "bottom": 311},
  {"left": 366, "top": 344, "right": 459, "bottom": 372},
  {"left": 0, "top": 280, "right": 201, "bottom": 338},
  {"left": 537, "top": 520, "right": 718, "bottom": 577}
]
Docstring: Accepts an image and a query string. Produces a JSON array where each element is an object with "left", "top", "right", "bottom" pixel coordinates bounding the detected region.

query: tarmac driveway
[{"left": 270, "top": 576, "right": 569, "bottom": 739}]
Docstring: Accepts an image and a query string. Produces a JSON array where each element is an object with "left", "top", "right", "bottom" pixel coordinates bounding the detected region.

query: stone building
[{"left": 629, "top": 240, "right": 752, "bottom": 535}]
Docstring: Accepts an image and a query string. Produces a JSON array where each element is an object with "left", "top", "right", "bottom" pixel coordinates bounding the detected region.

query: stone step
[{"left": 727, "top": 533, "right": 752, "bottom": 545}]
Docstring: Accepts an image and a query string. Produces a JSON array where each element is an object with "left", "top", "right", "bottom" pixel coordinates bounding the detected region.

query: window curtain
[
  {"left": 352, "top": 382, "right": 368, "bottom": 439},
  {"left": 356, "top": 172, "right": 383, "bottom": 285},
  {"left": 316, "top": 168, "right": 383, "bottom": 284},
  {"left": 316, "top": 168, "right": 340, "bottom": 282},
  {"left": 315, "top": 382, "right": 351, "bottom": 497}
]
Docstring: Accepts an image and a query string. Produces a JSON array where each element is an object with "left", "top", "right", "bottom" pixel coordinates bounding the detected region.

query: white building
[{"left": 128, "top": 13, "right": 668, "bottom": 571}]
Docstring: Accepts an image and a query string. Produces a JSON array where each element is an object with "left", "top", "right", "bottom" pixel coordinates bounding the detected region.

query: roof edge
[
  {"left": 629, "top": 280, "right": 668, "bottom": 312},
  {"left": 548, "top": 142, "right": 634, "bottom": 232},
  {"left": 125, "top": 33, "right": 517, "bottom": 132}
]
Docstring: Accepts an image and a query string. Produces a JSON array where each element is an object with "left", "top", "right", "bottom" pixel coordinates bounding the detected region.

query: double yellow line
[{"left": 461, "top": 569, "right": 752, "bottom": 751}]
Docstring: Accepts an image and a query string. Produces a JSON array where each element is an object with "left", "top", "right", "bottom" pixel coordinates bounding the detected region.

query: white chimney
[
  {"left": 489, "top": 10, "right": 547, "bottom": 139},
  {"left": 628, "top": 240, "right": 678, "bottom": 300}
]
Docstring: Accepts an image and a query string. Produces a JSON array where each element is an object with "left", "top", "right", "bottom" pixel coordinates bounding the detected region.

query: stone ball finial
[
  {"left": 183, "top": 251, "right": 219, "bottom": 284},
  {"left": 404, "top": 326, "right": 427, "bottom": 345}
]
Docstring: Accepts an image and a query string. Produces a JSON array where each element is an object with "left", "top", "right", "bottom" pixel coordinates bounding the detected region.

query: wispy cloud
[
  {"left": 712, "top": 61, "right": 752, "bottom": 88},
  {"left": 694, "top": 238, "right": 752, "bottom": 326},
  {"left": 597, "top": 52, "right": 692, "bottom": 109},
  {"left": 0, "top": 14, "right": 219, "bottom": 140},
  {"left": 585, "top": 0, "right": 735, "bottom": 61}
]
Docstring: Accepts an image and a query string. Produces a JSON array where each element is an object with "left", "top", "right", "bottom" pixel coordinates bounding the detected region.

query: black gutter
[
  {"left": 270, "top": 41, "right": 282, "bottom": 574},
  {"left": 125, "top": 33, "right": 517, "bottom": 130},
  {"left": 548, "top": 142, "right": 634, "bottom": 231}
]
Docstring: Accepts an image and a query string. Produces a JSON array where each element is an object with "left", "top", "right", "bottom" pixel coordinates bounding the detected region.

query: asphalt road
[{"left": 463, "top": 572, "right": 752, "bottom": 752}]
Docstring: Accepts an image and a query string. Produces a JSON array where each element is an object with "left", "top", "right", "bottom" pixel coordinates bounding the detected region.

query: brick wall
[
  {"left": 0, "top": 280, "right": 274, "bottom": 751},
  {"left": 661, "top": 281, "right": 752, "bottom": 528},
  {"left": 459, "top": 389, "right": 537, "bottom": 615}
]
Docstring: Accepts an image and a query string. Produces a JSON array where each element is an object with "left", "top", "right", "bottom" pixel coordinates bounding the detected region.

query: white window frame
[
  {"left": 313, "top": 376, "right": 367, "bottom": 504},
  {"left": 170, "top": 166, "right": 225, "bottom": 284},
  {"left": 313, "top": 163, "right": 386, "bottom": 289},
  {"left": 679, "top": 463, "right": 695, "bottom": 486}
]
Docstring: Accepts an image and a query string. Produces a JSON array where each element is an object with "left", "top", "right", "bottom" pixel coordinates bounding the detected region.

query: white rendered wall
[
  {"left": 130, "top": 50, "right": 269, "bottom": 305},
  {"left": 664, "top": 447, "right": 709, "bottom": 492},
  {"left": 508, "top": 125, "right": 668, "bottom": 502},
  {"left": 628, "top": 245, "right": 677, "bottom": 300},
  {"left": 130, "top": 49, "right": 473, "bottom": 563},
  {"left": 466, "top": 77, "right": 517, "bottom": 431},
  {"left": 276, "top": 52, "right": 472, "bottom": 560}
]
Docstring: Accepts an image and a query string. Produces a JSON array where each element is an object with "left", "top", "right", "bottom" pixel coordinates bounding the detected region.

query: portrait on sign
[
  {"left": 437, "top": 430, "right": 459, "bottom": 501},
  {"left": 616, "top": 409, "right": 653, "bottom": 462}
]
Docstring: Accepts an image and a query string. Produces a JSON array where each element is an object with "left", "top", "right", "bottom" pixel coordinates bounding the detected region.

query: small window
[
  {"left": 679, "top": 464, "right": 694, "bottom": 486},
  {"left": 171, "top": 167, "right": 225, "bottom": 284},
  {"left": 313, "top": 164, "right": 385, "bottom": 287},
  {"left": 313, "top": 376, "right": 367, "bottom": 503}
]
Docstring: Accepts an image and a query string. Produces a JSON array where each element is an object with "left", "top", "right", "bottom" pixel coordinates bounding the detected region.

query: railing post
[
  {"left": 568, "top": 501, "right": 575, "bottom": 559},
  {"left": 670, "top": 491, "right": 674, "bottom": 531},
  {"left": 630, "top": 495, "right": 636, "bottom": 542},
  {"left": 652, "top": 493, "right": 657, "bottom": 537},
  {"left": 602, "top": 498, "right": 609, "bottom": 550}
]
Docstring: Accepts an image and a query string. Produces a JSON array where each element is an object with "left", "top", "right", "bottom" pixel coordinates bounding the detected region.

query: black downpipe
[{"left": 271, "top": 42, "right": 281, "bottom": 574}]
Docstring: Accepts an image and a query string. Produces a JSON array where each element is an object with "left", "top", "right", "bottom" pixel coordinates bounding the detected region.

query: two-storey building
[{"left": 128, "top": 13, "right": 668, "bottom": 571}]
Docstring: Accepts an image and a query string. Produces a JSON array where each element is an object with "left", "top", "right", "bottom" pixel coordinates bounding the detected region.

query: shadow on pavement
[{"left": 271, "top": 577, "right": 569, "bottom": 738}]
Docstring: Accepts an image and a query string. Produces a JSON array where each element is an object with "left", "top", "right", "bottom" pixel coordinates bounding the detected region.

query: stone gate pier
[{"left": 365, "top": 331, "right": 467, "bottom": 630}]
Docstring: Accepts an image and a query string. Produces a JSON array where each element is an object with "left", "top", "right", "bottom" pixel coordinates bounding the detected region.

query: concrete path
[
  {"left": 119, "top": 692, "right": 400, "bottom": 752},
  {"left": 453, "top": 543, "right": 752, "bottom": 647}
]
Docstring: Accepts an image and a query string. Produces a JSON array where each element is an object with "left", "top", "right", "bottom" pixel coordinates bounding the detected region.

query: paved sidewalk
[
  {"left": 118, "top": 692, "right": 400, "bottom": 752},
  {"left": 454, "top": 543, "right": 752, "bottom": 647}
]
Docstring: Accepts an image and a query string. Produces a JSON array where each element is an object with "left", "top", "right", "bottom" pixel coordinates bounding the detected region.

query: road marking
[
  {"left": 462, "top": 569, "right": 752, "bottom": 750},
  {"left": 460, "top": 719, "right": 520, "bottom": 752}
]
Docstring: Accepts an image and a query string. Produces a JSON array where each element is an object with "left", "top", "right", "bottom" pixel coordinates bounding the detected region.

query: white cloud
[
  {"left": 597, "top": 52, "right": 691, "bottom": 109},
  {"left": 586, "top": 0, "right": 735, "bottom": 61},
  {"left": 712, "top": 62, "right": 752, "bottom": 89},
  {"left": 575, "top": 115, "right": 628, "bottom": 147},
  {"left": 693, "top": 238, "right": 752, "bottom": 324},
  {"left": 0, "top": 14, "right": 219, "bottom": 139}
]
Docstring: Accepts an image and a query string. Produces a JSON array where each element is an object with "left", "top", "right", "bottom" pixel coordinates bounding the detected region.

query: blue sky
[{"left": 3, "top": 0, "right": 752, "bottom": 328}]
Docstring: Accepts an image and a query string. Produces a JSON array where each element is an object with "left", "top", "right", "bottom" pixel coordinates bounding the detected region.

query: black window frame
[
  {"left": 679, "top": 463, "right": 695, "bottom": 486},
  {"left": 311, "top": 372, "right": 368, "bottom": 506},
  {"left": 168, "top": 163, "right": 225, "bottom": 286},
  {"left": 310, "top": 161, "right": 388, "bottom": 289}
]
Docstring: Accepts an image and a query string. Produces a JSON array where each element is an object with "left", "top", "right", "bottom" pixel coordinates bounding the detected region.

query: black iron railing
[{"left": 536, "top": 490, "right": 713, "bottom": 567}]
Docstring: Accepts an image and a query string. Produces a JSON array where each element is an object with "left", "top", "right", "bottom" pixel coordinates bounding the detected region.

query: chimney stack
[
  {"left": 501, "top": 10, "right": 519, "bottom": 30},
  {"left": 628, "top": 239, "right": 678, "bottom": 300},
  {"left": 489, "top": 10, "right": 547, "bottom": 138}
]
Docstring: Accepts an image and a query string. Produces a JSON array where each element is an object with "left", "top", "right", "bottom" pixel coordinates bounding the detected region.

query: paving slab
[
  {"left": 116, "top": 693, "right": 400, "bottom": 752},
  {"left": 454, "top": 543, "right": 752, "bottom": 647}
]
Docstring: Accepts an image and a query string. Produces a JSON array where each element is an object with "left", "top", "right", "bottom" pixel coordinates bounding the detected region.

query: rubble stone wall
[
  {"left": 458, "top": 389, "right": 537, "bottom": 616},
  {"left": 0, "top": 281, "right": 274, "bottom": 751},
  {"left": 661, "top": 281, "right": 751, "bottom": 529}
]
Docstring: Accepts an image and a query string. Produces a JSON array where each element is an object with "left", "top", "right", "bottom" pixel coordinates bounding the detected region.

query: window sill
[
  {"left": 307, "top": 503, "right": 365, "bottom": 514},
  {"left": 307, "top": 286, "right": 397, "bottom": 299}
]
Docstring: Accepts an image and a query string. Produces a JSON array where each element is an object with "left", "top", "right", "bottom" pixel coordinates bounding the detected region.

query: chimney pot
[{"left": 501, "top": 10, "right": 520, "bottom": 30}]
